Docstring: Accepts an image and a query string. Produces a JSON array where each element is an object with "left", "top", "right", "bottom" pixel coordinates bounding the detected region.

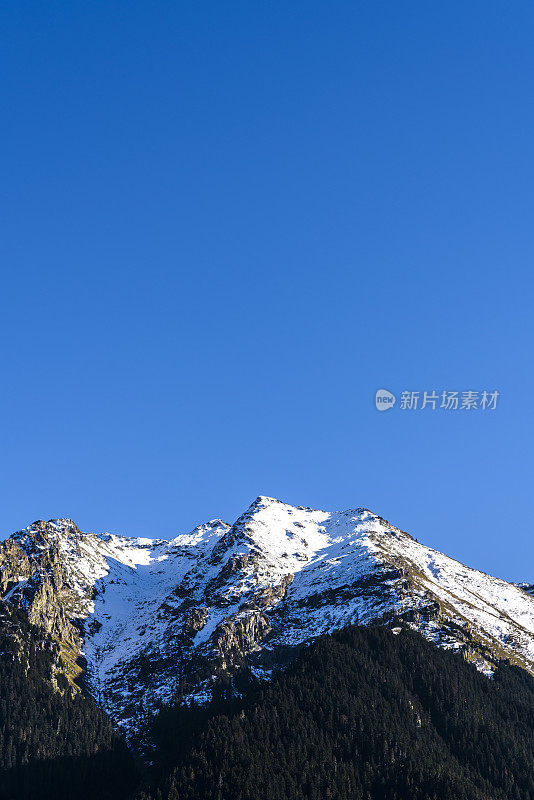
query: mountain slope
[
  {"left": 2, "top": 496, "right": 534, "bottom": 733},
  {"left": 0, "top": 603, "right": 136, "bottom": 800},
  {"left": 135, "top": 625, "right": 534, "bottom": 800}
]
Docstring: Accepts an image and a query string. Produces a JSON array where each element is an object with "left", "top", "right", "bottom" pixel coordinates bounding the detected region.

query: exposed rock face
[
  {"left": 0, "top": 600, "right": 69, "bottom": 691},
  {"left": 2, "top": 497, "right": 534, "bottom": 735},
  {"left": 248, "top": 574, "right": 294, "bottom": 609},
  {"left": 0, "top": 538, "right": 31, "bottom": 592},
  {"left": 183, "top": 607, "right": 209, "bottom": 636},
  {"left": 211, "top": 610, "right": 272, "bottom": 671},
  {"left": 0, "top": 521, "right": 86, "bottom": 651}
]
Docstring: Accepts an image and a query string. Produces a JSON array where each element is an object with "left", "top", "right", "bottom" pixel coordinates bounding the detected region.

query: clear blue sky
[{"left": 1, "top": 1, "right": 533, "bottom": 581}]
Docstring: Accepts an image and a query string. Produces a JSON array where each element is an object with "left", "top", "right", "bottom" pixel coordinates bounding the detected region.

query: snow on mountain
[{"left": 2, "top": 496, "right": 534, "bottom": 733}]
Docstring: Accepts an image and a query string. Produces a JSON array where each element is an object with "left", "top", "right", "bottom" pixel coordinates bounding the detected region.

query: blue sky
[{"left": 1, "top": 1, "right": 533, "bottom": 581}]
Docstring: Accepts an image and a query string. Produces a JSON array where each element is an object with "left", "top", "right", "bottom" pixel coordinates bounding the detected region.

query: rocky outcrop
[
  {"left": 204, "top": 553, "right": 261, "bottom": 606},
  {"left": 0, "top": 538, "right": 31, "bottom": 593},
  {"left": 0, "top": 521, "right": 88, "bottom": 679},
  {"left": 0, "top": 599, "right": 73, "bottom": 692},
  {"left": 238, "top": 574, "right": 294, "bottom": 612},
  {"left": 211, "top": 610, "right": 272, "bottom": 671},
  {"left": 183, "top": 607, "right": 209, "bottom": 636}
]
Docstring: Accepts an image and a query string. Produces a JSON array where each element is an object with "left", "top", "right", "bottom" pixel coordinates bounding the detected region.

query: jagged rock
[
  {"left": 251, "top": 574, "right": 294, "bottom": 608},
  {"left": 0, "top": 538, "right": 31, "bottom": 592},
  {"left": 183, "top": 607, "right": 209, "bottom": 636},
  {"left": 211, "top": 610, "right": 272, "bottom": 671}
]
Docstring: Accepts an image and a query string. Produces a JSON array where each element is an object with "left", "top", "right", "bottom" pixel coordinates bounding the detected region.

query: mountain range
[{"left": 2, "top": 495, "right": 534, "bottom": 738}]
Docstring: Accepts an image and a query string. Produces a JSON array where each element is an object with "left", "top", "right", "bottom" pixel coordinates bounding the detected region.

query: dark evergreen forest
[
  {"left": 0, "top": 608, "right": 137, "bottom": 800},
  {"left": 4, "top": 620, "right": 534, "bottom": 800}
]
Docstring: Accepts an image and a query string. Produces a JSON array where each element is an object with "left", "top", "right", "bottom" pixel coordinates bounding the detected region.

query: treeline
[
  {"left": 5, "top": 616, "right": 534, "bottom": 799},
  {"left": 135, "top": 625, "right": 534, "bottom": 800},
  {"left": 0, "top": 606, "right": 137, "bottom": 800}
]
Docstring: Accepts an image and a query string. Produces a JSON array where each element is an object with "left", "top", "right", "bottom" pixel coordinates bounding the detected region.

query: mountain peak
[
  {"left": 46, "top": 518, "right": 80, "bottom": 531},
  {"left": 249, "top": 495, "right": 284, "bottom": 509},
  {"left": 26, "top": 518, "right": 80, "bottom": 533},
  {"left": 4, "top": 497, "right": 534, "bottom": 736},
  {"left": 12, "top": 518, "right": 82, "bottom": 550}
]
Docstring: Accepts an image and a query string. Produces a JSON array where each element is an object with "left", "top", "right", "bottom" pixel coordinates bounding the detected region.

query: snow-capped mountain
[{"left": 2, "top": 496, "right": 534, "bottom": 733}]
